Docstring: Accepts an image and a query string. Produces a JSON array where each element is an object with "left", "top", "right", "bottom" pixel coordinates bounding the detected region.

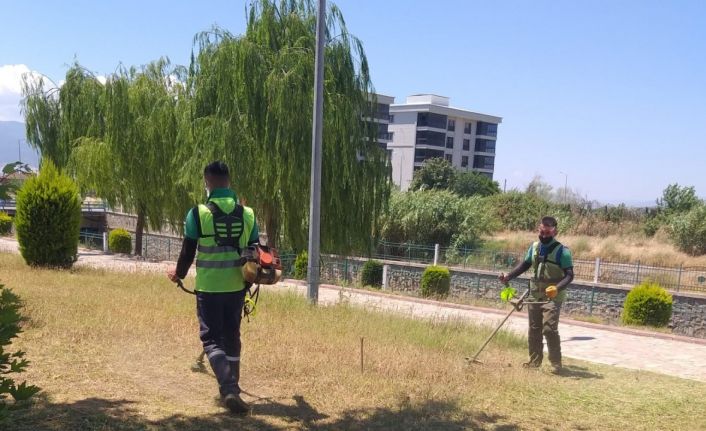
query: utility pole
[
  {"left": 307, "top": 0, "right": 326, "bottom": 305},
  {"left": 559, "top": 171, "right": 568, "bottom": 203},
  {"left": 18, "top": 140, "right": 22, "bottom": 163}
]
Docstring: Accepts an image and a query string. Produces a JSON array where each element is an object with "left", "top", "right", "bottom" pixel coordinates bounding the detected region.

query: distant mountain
[{"left": 0, "top": 121, "right": 38, "bottom": 167}]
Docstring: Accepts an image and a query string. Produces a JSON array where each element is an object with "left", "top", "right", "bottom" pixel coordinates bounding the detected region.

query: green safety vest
[
  {"left": 194, "top": 197, "right": 255, "bottom": 293},
  {"left": 530, "top": 241, "right": 568, "bottom": 302}
]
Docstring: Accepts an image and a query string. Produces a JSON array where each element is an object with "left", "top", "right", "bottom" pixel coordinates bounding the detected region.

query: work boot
[
  {"left": 551, "top": 362, "right": 563, "bottom": 374},
  {"left": 223, "top": 393, "right": 250, "bottom": 415},
  {"left": 522, "top": 360, "right": 542, "bottom": 369},
  {"left": 522, "top": 351, "right": 542, "bottom": 368}
]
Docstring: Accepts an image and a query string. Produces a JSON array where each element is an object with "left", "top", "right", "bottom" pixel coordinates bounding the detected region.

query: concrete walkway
[{"left": 2, "top": 237, "right": 705, "bottom": 383}]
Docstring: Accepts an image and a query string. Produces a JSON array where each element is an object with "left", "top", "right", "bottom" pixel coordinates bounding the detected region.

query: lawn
[{"left": 1, "top": 253, "right": 704, "bottom": 430}]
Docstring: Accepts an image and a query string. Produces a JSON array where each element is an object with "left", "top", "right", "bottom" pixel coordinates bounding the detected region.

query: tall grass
[{"left": 488, "top": 231, "right": 706, "bottom": 267}]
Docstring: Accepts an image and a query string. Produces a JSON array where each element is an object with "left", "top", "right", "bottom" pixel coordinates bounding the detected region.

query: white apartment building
[{"left": 388, "top": 94, "right": 502, "bottom": 190}]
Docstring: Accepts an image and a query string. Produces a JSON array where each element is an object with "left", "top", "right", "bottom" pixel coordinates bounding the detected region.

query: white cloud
[{"left": 0, "top": 64, "right": 48, "bottom": 122}]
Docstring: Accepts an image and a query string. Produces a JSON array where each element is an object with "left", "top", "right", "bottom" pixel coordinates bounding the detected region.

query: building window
[
  {"left": 447, "top": 119, "right": 455, "bottom": 131},
  {"left": 389, "top": 114, "right": 394, "bottom": 123},
  {"left": 474, "top": 138, "right": 496, "bottom": 153},
  {"left": 417, "top": 112, "right": 448, "bottom": 129},
  {"left": 473, "top": 155, "right": 495, "bottom": 169},
  {"left": 463, "top": 139, "right": 470, "bottom": 151},
  {"left": 461, "top": 156, "right": 468, "bottom": 167},
  {"left": 445, "top": 154, "right": 452, "bottom": 163},
  {"left": 374, "top": 102, "right": 390, "bottom": 121},
  {"left": 464, "top": 122, "right": 472, "bottom": 134},
  {"left": 416, "top": 130, "right": 446, "bottom": 147},
  {"left": 446, "top": 136, "right": 454, "bottom": 149},
  {"left": 476, "top": 121, "right": 498, "bottom": 137},
  {"left": 414, "top": 148, "right": 445, "bottom": 163}
]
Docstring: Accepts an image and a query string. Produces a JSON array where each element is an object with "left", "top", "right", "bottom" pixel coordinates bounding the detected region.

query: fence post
[
  {"left": 344, "top": 257, "right": 349, "bottom": 283},
  {"left": 635, "top": 260, "right": 641, "bottom": 284},
  {"left": 103, "top": 232, "right": 108, "bottom": 253},
  {"left": 594, "top": 257, "right": 600, "bottom": 284},
  {"left": 676, "top": 264, "right": 683, "bottom": 292},
  {"left": 433, "top": 244, "right": 440, "bottom": 266},
  {"left": 382, "top": 264, "right": 388, "bottom": 290},
  {"left": 167, "top": 238, "right": 171, "bottom": 261}
]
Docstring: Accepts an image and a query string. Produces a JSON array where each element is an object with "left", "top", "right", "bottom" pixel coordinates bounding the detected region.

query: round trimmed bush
[
  {"left": 109, "top": 228, "right": 132, "bottom": 254},
  {"left": 15, "top": 162, "right": 81, "bottom": 268},
  {"left": 622, "top": 281, "right": 673, "bottom": 327},
  {"left": 0, "top": 211, "right": 12, "bottom": 235},
  {"left": 361, "top": 259, "right": 383, "bottom": 288},
  {"left": 294, "top": 251, "right": 308, "bottom": 280},
  {"left": 420, "top": 265, "right": 451, "bottom": 298}
]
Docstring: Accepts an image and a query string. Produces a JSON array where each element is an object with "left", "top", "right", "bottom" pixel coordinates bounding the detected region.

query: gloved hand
[
  {"left": 545, "top": 285, "right": 558, "bottom": 299},
  {"left": 498, "top": 273, "right": 510, "bottom": 285}
]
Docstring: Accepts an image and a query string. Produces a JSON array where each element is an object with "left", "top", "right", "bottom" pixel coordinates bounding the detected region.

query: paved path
[{"left": 2, "top": 237, "right": 705, "bottom": 383}]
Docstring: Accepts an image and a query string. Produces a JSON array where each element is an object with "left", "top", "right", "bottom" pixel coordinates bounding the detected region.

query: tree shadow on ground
[
  {"left": 555, "top": 364, "right": 603, "bottom": 380},
  {"left": 5, "top": 393, "right": 523, "bottom": 431},
  {"left": 564, "top": 336, "right": 596, "bottom": 342},
  {"left": 254, "top": 394, "right": 521, "bottom": 430},
  {"left": 3, "top": 394, "right": 279, "bottom": 431}
]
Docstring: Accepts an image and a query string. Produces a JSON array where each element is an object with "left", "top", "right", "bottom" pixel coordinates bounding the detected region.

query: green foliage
[
  {"left": 0, "top": 212, "right": 11, "bottom": 236},
  {"left": 294, "top": 251, "right": 308, "bottom": 280},
  {"left": 108, "top": 229, "right": 132, "bottom": 254},
  {"left": 0, "top": 284, "right": 41, "bottom": 421},
  {"left": 68, "top": 59, "right": 189, "bottom": 256},
  {"left": 14, "top": 162, "right": 81, "bottom": 268},
  {"left": 0, "top": 163, "right": 32, "bottom": 201},
  {"left": 409, "top": 158, "right": 456, "bottom": 191},
  {"left": 380, "top": 190, "right": 498, "bottom": 248},
  {"left": 187, "top": 1, "right": 390, "bottom": 254},
  {"left": 622, "top": 281, "right": 673, "bottom": 327},
  {"left": 658, "top": 184, "right": 700, "bottom": 214},
  {"left": 452, "top": 171, "right": 501, "bottom": 197},
  {"left": 671, "top": 204, "right": 706, "bottom": 256},
  {"left": 360, "top": 260, "right": 383, "bottom": 288},
  {"left": 420, "top": 266, "right": 451, "bottom": 298},
  {"left": 486, "top": 191, "right": 553, "bottom": 231}
]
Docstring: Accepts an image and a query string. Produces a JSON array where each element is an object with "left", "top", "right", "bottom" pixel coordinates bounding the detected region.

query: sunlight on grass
[{"left": 1, "top": 253, "right": 705, "bottom": 431}]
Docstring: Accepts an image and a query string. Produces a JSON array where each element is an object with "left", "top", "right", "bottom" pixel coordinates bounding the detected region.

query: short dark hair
[
  {"left": 204, "top": 161, "right": 229, "bottom": 179},
  {"left": 541, "top": 216, "right": 558, "bottom": 228}
]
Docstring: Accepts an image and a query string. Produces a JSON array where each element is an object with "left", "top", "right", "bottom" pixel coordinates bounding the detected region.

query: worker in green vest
[
  {"left": 168, "top": 161, "right": 259, "bottom": 414},
  {"left": 499, "top": 216, "right": 574, "bottom": 373}
]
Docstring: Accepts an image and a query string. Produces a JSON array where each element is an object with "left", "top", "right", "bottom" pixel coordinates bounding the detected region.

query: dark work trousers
[
  {"left": 196, "top": 289, "right": 246, "bottom": 397},
  {"left": 527, "top": 300, "right": 562, "bottom": 366}
]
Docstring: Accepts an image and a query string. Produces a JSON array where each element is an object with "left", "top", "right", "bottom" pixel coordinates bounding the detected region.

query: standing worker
[
  {"left": 498, "top": 216, "right": 574, "bottom": 373},
  {"left": 168, "top": 161, "right": 260, "bottom": 414}
]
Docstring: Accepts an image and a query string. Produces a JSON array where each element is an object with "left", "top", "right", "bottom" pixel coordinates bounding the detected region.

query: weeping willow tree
[
  {"left": 22, "top": 64, "right": 105, "bottom": 168},
  {"left": 182, "top": 0, "right": 390, "bottom": 253},
  {"left": 68, "top": 59, "right": 190, "bottom": 255}
]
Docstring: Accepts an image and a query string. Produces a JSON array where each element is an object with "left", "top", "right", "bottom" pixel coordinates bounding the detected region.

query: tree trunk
[
  {"left": 134, "top": 209, "right": 146, "bottom": 256},
  {"left": 263, "top": 206, "right": 279, "bottom": 249}
]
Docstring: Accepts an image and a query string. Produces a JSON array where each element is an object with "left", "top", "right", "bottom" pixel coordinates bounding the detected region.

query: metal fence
[
  {"left": 79, "top": 230, "right": 104, "bottom": 250},
  {"left": 90, "top": 234, "right": 706, "bottom": 294},
  {"left": 374, "top": 241, "right": 706, "bottom": 294}
]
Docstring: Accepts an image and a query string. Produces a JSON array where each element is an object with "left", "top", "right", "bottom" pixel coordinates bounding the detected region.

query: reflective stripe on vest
[{"left": 197, "top": 245, "right": 239, "bottom": 254}]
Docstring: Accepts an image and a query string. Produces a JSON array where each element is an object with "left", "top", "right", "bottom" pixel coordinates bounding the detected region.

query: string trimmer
[{"left": 465, "top": 285, "right": 549, "bottom": 365}]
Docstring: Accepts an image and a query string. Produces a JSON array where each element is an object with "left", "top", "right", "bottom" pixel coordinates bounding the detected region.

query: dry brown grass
[
  {"left": 2, "top": 253, "right": 705, "bottom": 431},
  {"left": 488, "top": 231, "right": 706, "bottom": 267}
]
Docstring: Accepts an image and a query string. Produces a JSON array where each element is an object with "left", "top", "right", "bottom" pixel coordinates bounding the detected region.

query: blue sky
[{"left": 1, "top": 0, "right": 705, "bottom": 204}]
